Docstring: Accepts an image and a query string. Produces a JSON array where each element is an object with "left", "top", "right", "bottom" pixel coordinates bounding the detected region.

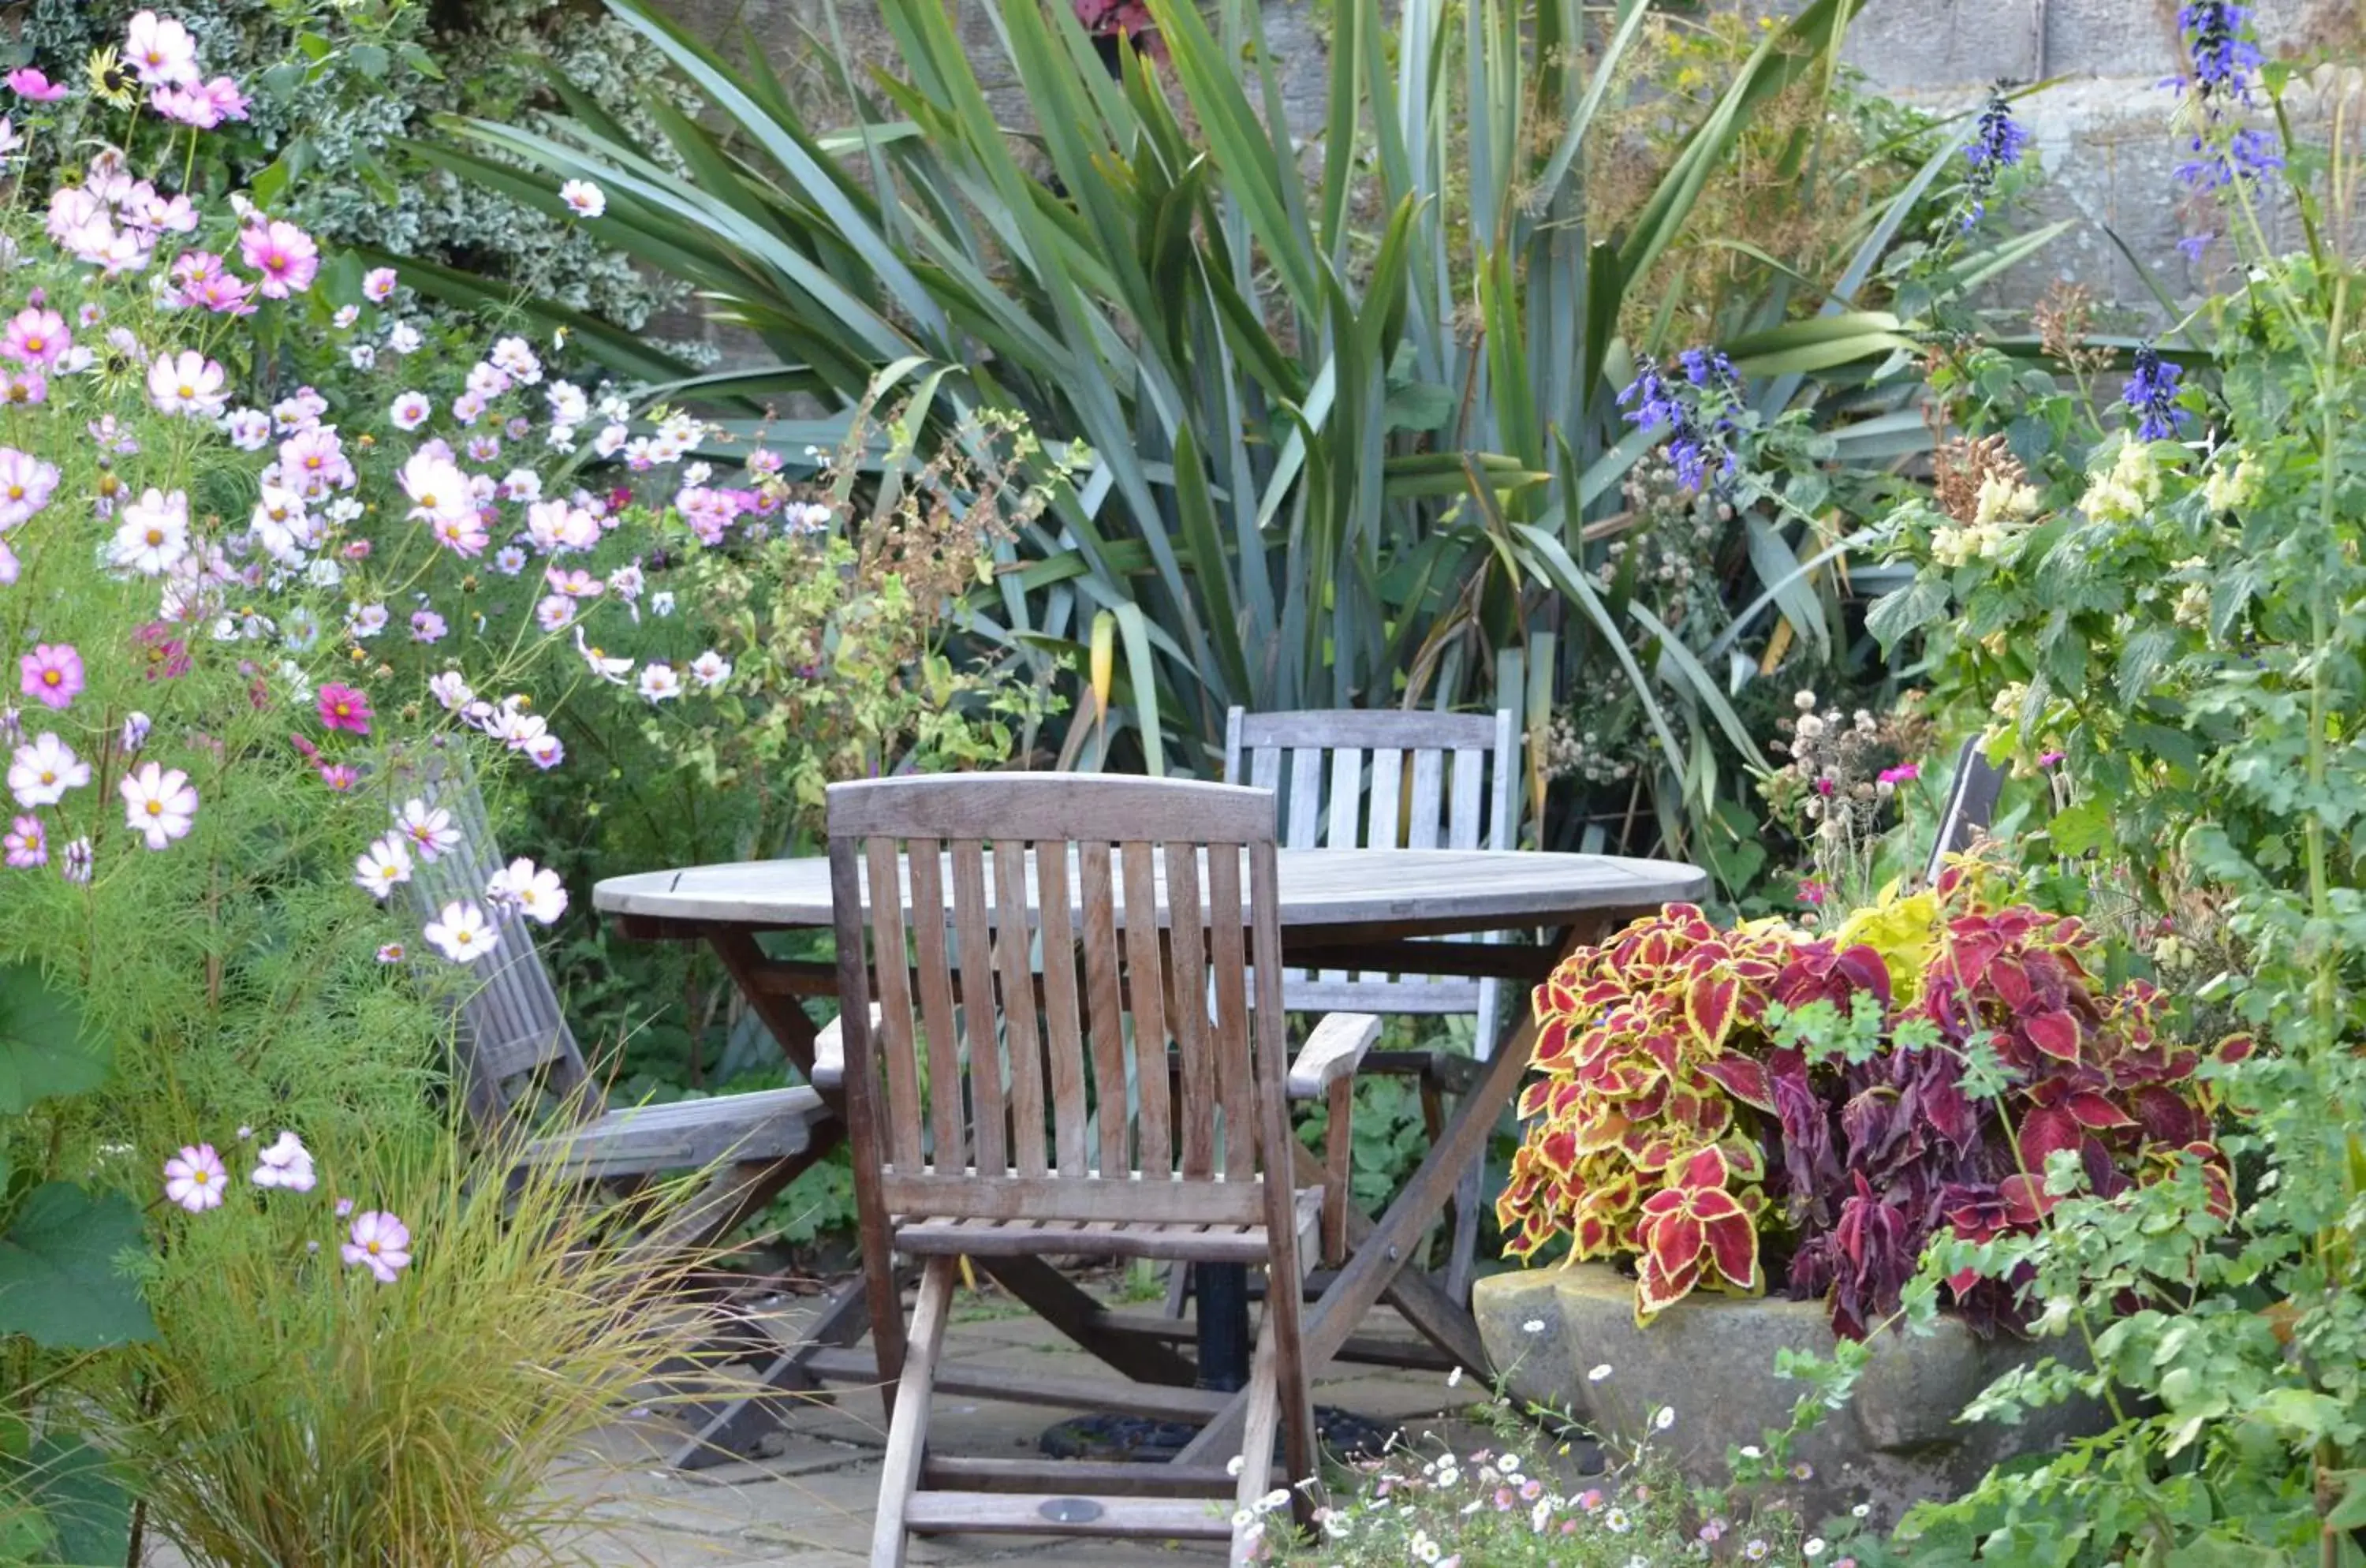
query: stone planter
[{"left": 1473, "top": 1263, "right": 2109, "bottom": 1530}]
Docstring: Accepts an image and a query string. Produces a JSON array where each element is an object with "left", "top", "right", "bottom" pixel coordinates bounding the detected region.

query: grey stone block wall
[{"left": 645, "top": 0, "right": 2360, "bottom": 345}]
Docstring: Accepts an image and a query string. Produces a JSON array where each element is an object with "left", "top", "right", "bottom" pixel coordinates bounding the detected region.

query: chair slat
[
  {"left": 949, "top": 840, "right": 1006, "bottom": 1178},
  {"left": 1446, "top": 747, "right": 1485, "bottom": 849},
  {"left": 1205, "top": 843, "right": 1255, "bottom": 1182},
  {"left": 1036, "top": 846, "right": 1088, "bottom": 1177},
  {"left": 1078, "top": 841, "right": 1129, "bottom": 1175},
  {"left": 1120, "top": 840, "right": 1172, "bottom": 1178},
  {"left": 866, "top": 835, "right": 924, "bottom": 1172},
  {"left": 1406, "top": 748, "right": 1445, "bottom": 850},
  {"left": 1284, "top": 748, "right": 1323, "bottom": 849},
  {"left": 1368, "top": 749, "right": 1405, "bottom": 851},
  {"left": 906, "top": 842, "right": 966, "bottom": 1172},
  {"left": 993, "top": 840, "right": 1049, "bottom": 1178},
  {"left": 1325, "top": 749, "right": 1361, "bottom": 850},
  {"left": 1165, "top": 840, "right": 1215, "bottom": 1180}
]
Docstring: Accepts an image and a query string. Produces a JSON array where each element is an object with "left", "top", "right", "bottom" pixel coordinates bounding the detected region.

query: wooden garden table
[{"left": 593, "top": 844, "right": 1707, "bottom": 1461}]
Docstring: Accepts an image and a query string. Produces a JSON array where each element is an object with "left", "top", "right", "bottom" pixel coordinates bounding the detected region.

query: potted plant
[{"left": 1473, "top": 868, "right": 2235, "bottom": 1526}]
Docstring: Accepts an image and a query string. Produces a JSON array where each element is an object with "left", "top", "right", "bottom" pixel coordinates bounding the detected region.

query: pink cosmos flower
[
  {"left": 1, "top": 308, "right": 66, "bottom": 368},
  {"left": 237, "top": 219, "right": 319, "bottom": 298},
  {"left": 164, "top": 1144, "right": 228, "bottom": 1213},
  {"left": 363, "top": 267, "right": 397, "bottom": 303},
  {"left": 341, "top": 1210, "right": 412, "bottom": 1283},
  {"left": 19, "top": 644, "right": 82, "bottom": 710},
  {"left": 1877, "top": 761, "right": 1921, "bottom": 786},
  {"left": 4, "top": 69, "right": 65, "bottom": 102},
  {"left": 558, "top": 178, "right": 606, "bottom": 218},
  {"left": 278, "top": 425, "right": 353, "bottom": 497},
  {"left": 375, "top": 943, "right": 405, "bottom": 964},
  {"left": 409, "top": 609, "right": 447, "bottom": 644},
  {"left": 316, "top": 683, "right": 372, "bottom": 735},
  {"left": 125, "top": 12, "right": 202, "bottom": 88},
  {"left": 534, "top": 595, "right": 577, "bottom": 633},
  {"left": 1798, "top": 879, "right": 1830, "bottom": 907},
  {"left": 2, "top": 814, "right": 43, "bottom": 868},
  {"left": 0, "top": 449, "right": 59, "bottom": 528},
  {"left": 0, "top": 370, "right": 46, "bottom": 406},
  {"left": 121, "top": 762, "right": 198, "bottom": 849},
  {"left": 318, "top": 763, "right": 359, "bottom": 792},
  {"left": 250, "top": 1129, "right": 315, "bottom": 1192},
  {"left": 388, "top": 390, "right": 431, "bottom": 431},
  {"left": 112, "top": 490, "right": 188, "bottom": 576},
  {"left": 194, "top": 269, "right": 256, "bottom": 317},
  {"left": 431, "top": 511, "right": 491, "bottom": 558},
  {"left": 524, "top": 733, "right": 565, "bottom": 770}
]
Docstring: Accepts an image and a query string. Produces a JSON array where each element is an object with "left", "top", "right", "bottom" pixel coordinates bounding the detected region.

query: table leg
[
  {"left": 1174, "top": 916, "right": 1608, "bottom": 1468},
  {"left": 1195, "top": 1265, "right": 1251, "bottom": 1393},
  {"left": 709, "top": 928, "right": 823, "bottom": 1079}
]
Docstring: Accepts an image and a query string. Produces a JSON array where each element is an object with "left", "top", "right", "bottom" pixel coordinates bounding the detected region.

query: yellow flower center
[
  {"left": 145, "top": 800, "right": 162, "bottom": 817},
  {"left": 366, "top": 1239, "right": 380, "bottom": 1254},
  {"left": 176, "top": 383, "right": 193, "bottom": 399},
  {"left": 40, "top": 670, "right": 58, "bottom": 686},
  {"left": 7, "top": 486, "right": 23, "bottom": 500},
  {"left": 144, "top": 528, "right": 164, "bottom": 546}
]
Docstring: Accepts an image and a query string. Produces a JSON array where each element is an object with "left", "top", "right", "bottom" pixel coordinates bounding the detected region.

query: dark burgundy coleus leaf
[{"left": 1824, "top": 1174, "right": 1919, "bottom": 1341}]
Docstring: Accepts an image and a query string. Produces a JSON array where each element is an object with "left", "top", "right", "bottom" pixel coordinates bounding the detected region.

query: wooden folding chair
[
  {"left": 401, "top": 760, "right": 834, "bottom": 1460},
  {"left": 1214, "top": 706, "right": 1521, "bottom": 1305},
  {"left": 1924, "top": 734, "right": 2006, "bottom": 885},
  {"left": 826, "top": 775, "right": 1379, "bottom": 1566}
]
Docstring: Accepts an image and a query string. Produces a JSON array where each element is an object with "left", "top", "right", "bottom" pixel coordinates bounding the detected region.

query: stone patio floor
[{"left": 547, "top": 1282, "right": 1490, "bottom": 1567}]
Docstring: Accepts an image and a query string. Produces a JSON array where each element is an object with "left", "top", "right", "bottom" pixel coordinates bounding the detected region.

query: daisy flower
[
  {"left": 395, "top": 798, "right": 461, "bottom": 861},
  {"left": 250, "top": 1129, "right": 315, "bottom": 1192},
  {"left": 341, "top": 1210, "right": 412, "bottom": 1282},
  {"left": 9, "top": 733, "right": 88, "bottom": 807},
  {"left": 558, "top": 178, "right": 606, "bottom": 218},
  {"left": 120, "top": 762, "right": 198, "bottom": 849},
  {"left": 423, "top": 900, "right": 497, "bottom": 965},
  {"left": 353, "top": 834, "right": 412, "bottom": 899},
  {"left": 164, "top": 1144, "right": 228, "bottom": 1212},
  {"left": 18, "top": 644, "right": 82, "bottom": 710},
  {"left": 637, "top": 663, "right": 682, "bottom": 702}
]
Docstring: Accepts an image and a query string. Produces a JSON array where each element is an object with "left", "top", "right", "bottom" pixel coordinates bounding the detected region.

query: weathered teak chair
[
  {"left": 1215, "top": 706, "right": 1522, "bottom": 1305},
  {"left": 1924, "top": 734, "right": 2006, "bottom": 885},
  {"left": 825, "top": 775, "right": 1378, "bottom": 1566},
  {"left": 402, "top": 760, "right": 832, "bottom": 1460}
]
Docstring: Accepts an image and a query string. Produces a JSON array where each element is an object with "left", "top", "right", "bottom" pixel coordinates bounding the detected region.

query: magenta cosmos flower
[
  {"left": 163, "top": 1144, "right": 227, "bottom": 1213},
  {"left": 341, "top": 1210, "right": 412, "bottom": 1282},
  {"left": 4, "top": 69, "right": 68, "bottom": 103},
  {"left": 237, "top": 219, "right": 319, "bottom": 299},
  {"left": 18, "top": 644, "right": 81, "bottom": 709},
  {"left": 316, "top": 683, "right": 371, "bottom": 735},
  {"left": 1, "top": 308, "right": 67, "bottom": 368}
]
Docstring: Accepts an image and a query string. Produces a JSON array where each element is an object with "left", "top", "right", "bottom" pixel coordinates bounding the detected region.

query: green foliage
[
  {"left": 8, "top": 0, "right": 691, "bottom": 335},
  {"left": 420, "top": 0, "right": 2010, "bottom": 864},
  {"left": 0, "top": 1185, "right": 155, "bottom": 1352},
  {"left": 1859, "top": 53, "right": 2366, "bottom": 1564},
  {"left": 101, "top": 1112, "right": 740, "bottom": 1567}
]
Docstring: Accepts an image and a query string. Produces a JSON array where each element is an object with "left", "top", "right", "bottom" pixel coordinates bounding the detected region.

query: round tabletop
[{"left": 592, "top": 847, "right": 1708, "bottom": 938}]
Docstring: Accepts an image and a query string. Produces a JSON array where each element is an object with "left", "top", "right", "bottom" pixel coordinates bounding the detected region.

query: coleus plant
[{"left": 1498, "top": 869, "right": 2233, "bottom": 1338}]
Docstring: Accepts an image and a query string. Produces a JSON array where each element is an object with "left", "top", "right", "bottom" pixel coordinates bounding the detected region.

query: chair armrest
[{"left": 1286, "top": 1012, "right": 1383, "bottom": 1099}]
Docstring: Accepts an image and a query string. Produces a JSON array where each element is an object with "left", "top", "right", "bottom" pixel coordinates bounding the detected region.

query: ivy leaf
[
  {"left": 0, "top": 962, "right": 106, "bottom": 1114},
  {"left": 0, "top": 1183, "right": 155, "bottom": 1349}
]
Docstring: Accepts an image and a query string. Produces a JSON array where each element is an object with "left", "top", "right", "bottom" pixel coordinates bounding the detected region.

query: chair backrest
[
  {"left": 1224, "top": 707, "right": 1520, "bottom": 1052},
  {"left": 398, "top": 752, "right": 593, "bottom": 1128},
  {"left": 826, "top": 775, "right": 1298, "bottom": 1232},
  {"left": 1923, "top": 734, "right": 2006, "bottom": 887}
]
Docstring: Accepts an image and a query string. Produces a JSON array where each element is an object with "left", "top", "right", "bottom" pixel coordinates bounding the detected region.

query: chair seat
[
  {"left": 894, "top": 1185, "right": 1324, "bottom": 1265},
  {"left": 523, "top": 1085, "right": 827, "bottom": 1180}
]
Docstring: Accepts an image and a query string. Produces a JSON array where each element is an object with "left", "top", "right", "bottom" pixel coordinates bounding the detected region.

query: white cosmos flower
[
  {"left": 9, "top": 732, "right": 88, "bottom": 807},
  {"left": 147, "top": 349, "right": 227, "bottom": 417},
  {"left": 489, "top": 857, "right": 568, "bottom": 925},
  {"left": 559, "top": 179, "right": 606, "bottom": 218},
  {"left": 689, "top": 649, "right": 731, "bottom": 689},
  {"left": 637, "top": 663, "right": 681, "bottom": 703},
  {"left": 573, "top": 627, "right": 632, "bottom": 683},
  {"left": 398, "top": 450, "right": 474, "bottom": 525},
  {"left": 423, "top": 900, "right": 498, "bottom": 964},
  {"left": 251, "top": 1129, "right": 317, "bottom": 1192},
  {"left": 353, "top": 834, "right": 414, "bottom": 899},
  {"left": 395, "top": 798, "right": 461, "bottom": 861},
  {"left": 427, "top": 670, "right": 474, "bottom": 711},
  {"left": 111, "top": 487, "right": 189, "bottom": 575},
  {"left": 120, "top": 763, "right": 199, "bottom": 849}
]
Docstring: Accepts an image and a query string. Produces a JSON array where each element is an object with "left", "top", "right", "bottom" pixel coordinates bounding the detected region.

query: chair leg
[
  {"left": 871, "top": 1255, "right": 957, "bottom": 1568},
  {"left": 1230, "top": 1335, "right": 1282, "bottom": 1568},
  {"left": 1444, "top": 1159, "right": 1482, "bottom": 1305},
  {"left": 1162, "top": 1260, "right": 1192, "bottom": 1318}
]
